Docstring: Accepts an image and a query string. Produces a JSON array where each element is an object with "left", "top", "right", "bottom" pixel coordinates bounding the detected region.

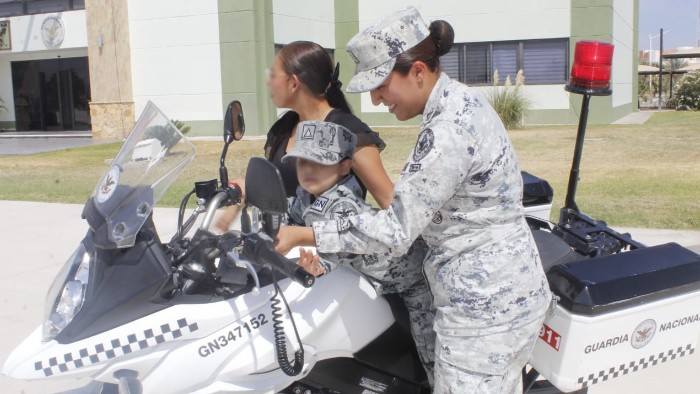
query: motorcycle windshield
[{"left": 89, "top": 101, "right": 195, "bottom": 248}]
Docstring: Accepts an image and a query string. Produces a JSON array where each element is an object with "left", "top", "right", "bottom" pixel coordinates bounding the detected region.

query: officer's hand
[{"left": 297, "top": 247, "right": 325, "bottom": 277}]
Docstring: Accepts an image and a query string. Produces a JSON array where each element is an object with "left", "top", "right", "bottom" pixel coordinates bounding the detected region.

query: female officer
[{"left": 279, "top": 7, "right": 551, "bottom": 393}]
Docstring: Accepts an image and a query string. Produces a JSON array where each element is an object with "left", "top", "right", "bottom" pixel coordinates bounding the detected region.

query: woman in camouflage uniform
[{"left": 278, "top": 7, "right": 552, "bottom": 394}]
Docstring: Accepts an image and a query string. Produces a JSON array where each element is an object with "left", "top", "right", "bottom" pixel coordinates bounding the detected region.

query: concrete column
[
  {"left": 85, "top": 0, "right": 134, "bottom": 139},
  {"left": 218, "top": 0, "right": 276, "bottom": 136}
]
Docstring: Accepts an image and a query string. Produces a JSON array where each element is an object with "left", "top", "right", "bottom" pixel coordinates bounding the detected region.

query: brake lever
[
  {"left": 218, "top": 231, "right": 262, "bottom": 296},
  {"left": 226, "top": 250, "right": 261, "bottom": 296}
]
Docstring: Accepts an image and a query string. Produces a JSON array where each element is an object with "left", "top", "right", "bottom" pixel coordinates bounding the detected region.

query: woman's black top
[{"left": 264, "top": 108, "right": 385, "bottom": 198}]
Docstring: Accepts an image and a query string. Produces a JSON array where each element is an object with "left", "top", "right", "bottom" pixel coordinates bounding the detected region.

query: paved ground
[
  {"left": 0, "top": 200, "right": 699, "bottom": 393},
  {"left": 0, "top": 133, "right": 265, "bottom": 157},
  {"left": 0, "top": 132, "right": 110, "bottom": 157},
  {"left": 611, "top": 110, "right": 655, "bottom": 125}
]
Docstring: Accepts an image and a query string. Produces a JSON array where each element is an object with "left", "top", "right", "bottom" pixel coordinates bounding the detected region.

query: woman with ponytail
[
  {"left": 216, "top": 41, "right": 394, "bottom": 234},
  {"left": 264, "top": 41, "right": 392, "bottom": 203},
  {"left": 277, "top": 8, "right": 551, "bottom": 393}
]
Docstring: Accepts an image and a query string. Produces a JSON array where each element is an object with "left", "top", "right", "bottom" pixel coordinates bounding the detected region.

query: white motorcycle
[{"left": 3, "top": 100, "right": 700, "bottom": 394}]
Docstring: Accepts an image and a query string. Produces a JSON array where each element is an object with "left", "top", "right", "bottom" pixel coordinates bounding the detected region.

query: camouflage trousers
[
  {"left": 351, "top": 238, "right": 435, "bottom": 387},
  {"left": 433, "top": 313, "right": 547, "bottom": 394},
  {"left": 400, "top": 281, "right": 436, "bottom": 386},
  {"left": 359, "top": 272, "right": 436, "bottom": 386},
  {"left": 351, "top": 242, "right": 436, "bottom": 386}
]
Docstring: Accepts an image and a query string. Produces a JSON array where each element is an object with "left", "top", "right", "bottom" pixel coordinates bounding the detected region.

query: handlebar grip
[
  {"left": 241, "top": 233, "right": 315, "bottom": 288},
  {"left": 289, "top": 264, "right": 316, "bottom": 288}
]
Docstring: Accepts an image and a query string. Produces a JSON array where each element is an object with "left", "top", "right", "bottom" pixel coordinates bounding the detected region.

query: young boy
[{"left": 282, "top": 120, "right": 435, "bottom": 383}]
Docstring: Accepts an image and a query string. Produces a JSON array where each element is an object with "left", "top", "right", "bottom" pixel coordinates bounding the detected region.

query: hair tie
[
  {"left": 432, "top": 35, "right": 442, "bottom": 54},
  {"left": 429, "top": 23, "right": 442, "bottom": 55},
  {"left": 326, "top": 62, "right": 342, "bottom": 94}
]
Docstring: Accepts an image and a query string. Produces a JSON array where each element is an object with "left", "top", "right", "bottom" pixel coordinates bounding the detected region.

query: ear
[
  {"left": 289, "top": 74, "right": 301, "bottom": 91},
  {"left": 411, "top": 61, "right": 428, "bottom": 84},
  {"left": 340, "top": 159, "right": 353, "bottom": 176}
]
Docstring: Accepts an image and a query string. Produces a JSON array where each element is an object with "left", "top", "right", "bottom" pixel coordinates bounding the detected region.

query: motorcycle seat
[{"left": 532, "top": 229, "right": 583, "bottom": 272}]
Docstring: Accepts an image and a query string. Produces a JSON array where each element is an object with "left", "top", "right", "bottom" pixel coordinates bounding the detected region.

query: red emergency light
[
  {"left": 567, "top": 41, "right": 614, "bottom": 94},
  {"left": 562, "top": 40, "right": 614, "bottom": 212}
]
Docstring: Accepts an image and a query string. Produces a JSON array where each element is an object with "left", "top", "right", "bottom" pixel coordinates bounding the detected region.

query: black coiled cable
[
  {"left": 269, "top": 270, "right": 305, "bottom": 376},
  {"left": 175, "top": 188, "right": 196, "bottom": 241}
]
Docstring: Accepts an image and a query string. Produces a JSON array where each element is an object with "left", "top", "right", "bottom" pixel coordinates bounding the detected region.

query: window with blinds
[
  {"left": 492, "top": 42, "right": 519, "bottom": 84},
  {"left": 440, "top": 38, "right": 568, "bottom": 85},
  {"left": 465, "top": 43, "right": 489, "bottom": 85},
  {"left": 523, "top": 39, "right": 568, "bottom": 84},
  {"left": 0, "top": 0, "right": 84, "bottom": 18}
]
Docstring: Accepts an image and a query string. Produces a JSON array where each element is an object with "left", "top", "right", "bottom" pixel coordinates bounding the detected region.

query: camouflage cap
[
  {"left": 345, "top": 6, "right": 430, "bottom": 93},
  {"left": 282, "top": 121, "right": 357, "bottom": 165}
]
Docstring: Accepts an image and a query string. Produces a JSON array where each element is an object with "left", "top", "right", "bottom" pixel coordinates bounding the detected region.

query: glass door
[{"left": 11, "top": 57, "right": 91, "bottom": 131}]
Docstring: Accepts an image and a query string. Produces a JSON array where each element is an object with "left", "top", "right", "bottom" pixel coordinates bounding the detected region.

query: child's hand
[
  {"left": 275, "top": 226, "right": 298, "bottom": 255},
  {"left": 275, "top": 226, "right": 315, "bottom": 255},
  {"left": 297, "top": 247, "right": 326, "bottom": 277}
]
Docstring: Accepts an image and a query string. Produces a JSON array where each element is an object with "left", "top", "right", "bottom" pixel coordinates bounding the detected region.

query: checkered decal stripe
[
  {"left": 577, "top": 344, "right": 695, "bottom": 388},
  {"left": 34, "top": 318, "right": 199, "bottom": 377}
]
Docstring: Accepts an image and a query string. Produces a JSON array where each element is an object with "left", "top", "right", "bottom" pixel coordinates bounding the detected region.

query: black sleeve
[{"left": 325, "top": 110, "right": 386, "bottom": 152}]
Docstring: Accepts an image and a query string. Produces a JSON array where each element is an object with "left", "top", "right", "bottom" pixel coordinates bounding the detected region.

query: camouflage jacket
[
  {"left": 288, "top": 175, "right": 426, "bottom": 293},
  {"left": 313, "top": 72, "right": 551, "bottom": 335}
]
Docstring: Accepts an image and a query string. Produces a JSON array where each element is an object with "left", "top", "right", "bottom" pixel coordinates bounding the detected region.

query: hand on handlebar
[
  {"left": 214, "top": 178, "right": 246, "bottom": 232},
  {"left": 297, "top": 247, "right": 325, "bottom": 277},
  {"left": 240, "top": 232, "right": 315, "bottom": 288},
  {"left": 275, "top": 226, "right": 315, "bottom": 255}
]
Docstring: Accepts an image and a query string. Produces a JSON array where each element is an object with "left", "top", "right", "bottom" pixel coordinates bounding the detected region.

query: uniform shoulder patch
[
  {"left": 310, "top": 196, "right": 330, "bottom": 213},
  {"left": 413, "top": 128, "right": 435, "bottom": 162},
  {"left": 301, "top": 123, "right": 316, "bottom": 139},
  {"left": 329, "top": 200, "right": 359, "bottom": 220}
]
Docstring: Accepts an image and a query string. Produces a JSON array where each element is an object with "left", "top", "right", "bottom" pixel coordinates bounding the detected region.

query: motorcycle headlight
[{"left": 42, "top": 243, "right": 92, "bottom": 342}]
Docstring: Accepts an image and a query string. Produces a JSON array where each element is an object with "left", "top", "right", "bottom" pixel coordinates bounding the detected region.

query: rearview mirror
[
  {"left": 245, "top": 157, "right": 287, "bottom": 214},
  {"left": 223, "top": 100, "right": 245, "bottom": 142}
]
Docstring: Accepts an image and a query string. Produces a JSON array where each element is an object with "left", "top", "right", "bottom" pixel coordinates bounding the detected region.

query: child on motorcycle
[{"left": 282, "top": 120, "right": 436, "bottom": 385}]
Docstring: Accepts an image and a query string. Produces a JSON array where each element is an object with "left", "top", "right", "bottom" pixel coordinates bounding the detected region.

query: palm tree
[
  {"left": 665, "top": 58, "right": 689, "bottom": 72},
  {"left": 664, "top": 58, "right": 689, "bottom": 101}
]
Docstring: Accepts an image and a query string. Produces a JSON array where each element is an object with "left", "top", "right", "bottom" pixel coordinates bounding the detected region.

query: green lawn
[
  {"left": 509, "top": 112, "right": 700, "bottom": 229},
  {"left": 0, "top": 111, "right": 698, "bottom": 229}
]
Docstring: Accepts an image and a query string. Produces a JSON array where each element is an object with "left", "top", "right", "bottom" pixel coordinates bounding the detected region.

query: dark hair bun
[{"left": 429, "top": 20, "right": 454, "bottom": 56}]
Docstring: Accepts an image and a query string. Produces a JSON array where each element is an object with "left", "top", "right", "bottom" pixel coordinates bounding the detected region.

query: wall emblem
[{"left": 41, "top": 16, "right": 65, "bottom": 48}]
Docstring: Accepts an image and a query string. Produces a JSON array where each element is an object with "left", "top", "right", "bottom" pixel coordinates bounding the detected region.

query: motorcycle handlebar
[{"left": 241, "top": 233, "right": 315, "bottom": 288}]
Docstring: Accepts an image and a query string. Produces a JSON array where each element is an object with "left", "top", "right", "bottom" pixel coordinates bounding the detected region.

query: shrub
[
  {"left": 144, "top": 120, "right": 191, "bottom": 149},
  {"left": 171, "top": 119, "right": 191, "bottom": 135},
  {"left": 486, "top": 69, "right": 530, "bottom": 129},
  {"left": 668, "top": 71, "right": 700, "bottom": 111}
]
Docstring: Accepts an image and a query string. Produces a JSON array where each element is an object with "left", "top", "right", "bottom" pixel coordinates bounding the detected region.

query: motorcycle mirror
[
  {"left": 219, "top": 100, "right": 245, "bottom": 187},
  {"left": 223, "top": 100, "right": 245, "bottom": 143},
  {"left": 245, "top": 157, "right": 287, "bottom": 214}
]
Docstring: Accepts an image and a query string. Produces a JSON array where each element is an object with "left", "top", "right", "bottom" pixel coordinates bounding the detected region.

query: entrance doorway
[{"left": 11, "top": 57, "right": 91, "bottom": 131}]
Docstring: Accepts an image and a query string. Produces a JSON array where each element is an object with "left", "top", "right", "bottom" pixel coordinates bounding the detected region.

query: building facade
[{"left": 0, "top": 0, "right": 638, "bottom": 137}]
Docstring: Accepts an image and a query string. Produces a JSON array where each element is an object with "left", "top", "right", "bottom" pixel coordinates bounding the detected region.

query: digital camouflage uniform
[
  {"left": 283, "top": 121, "right": 436, "bottom": 383},
  {"left": 313, "top": 7, "right": 552, "bottom": 394}
]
